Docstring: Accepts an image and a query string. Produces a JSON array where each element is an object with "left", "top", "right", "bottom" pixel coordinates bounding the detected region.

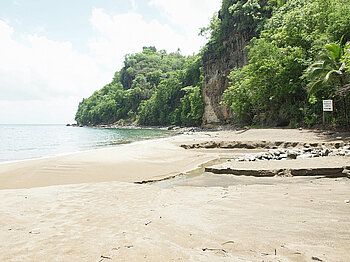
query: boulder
[{"left": 287, "top": 150, "right": 298, "bottom": 160}]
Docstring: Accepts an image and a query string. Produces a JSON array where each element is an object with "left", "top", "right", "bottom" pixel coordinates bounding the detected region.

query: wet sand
[
  {"left": 0, "top": 128, "right": 349, "bottom": 261},
  {"left": 0, "top": 136, "right": 214, "bottom": 189}
]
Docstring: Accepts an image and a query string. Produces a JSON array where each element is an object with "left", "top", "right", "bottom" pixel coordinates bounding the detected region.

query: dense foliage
[
  {"left": 75, "top": 47, "right": 203, "bottom": 126},
  {"left": 200, "top": 0, "right": 273, "bottom": 56},
  {"left": 76, "top": 0, "right": 350, "bottom": 128},
  {"left": 222, "top": 0, "right": 350, "bottom": 127}
]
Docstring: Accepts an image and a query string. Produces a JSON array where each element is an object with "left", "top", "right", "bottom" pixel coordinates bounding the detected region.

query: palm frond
[
  {"left": 308, "top": 79, "right": 324, "bottom": 94},
  {"left": 339, "top": 62, "right": 346, "bottom": 72},
  {"left": 307, "top": 62, "right": 323, "bottom": 73},
  {"left": 325, "top": 43, "right": 341, "bottom": 61},
  {"left": 325, "top": 70, "right": 342, "bottom": 82},
  {"left": 308, "top": 68, "right": 325, "bottom": 80}
]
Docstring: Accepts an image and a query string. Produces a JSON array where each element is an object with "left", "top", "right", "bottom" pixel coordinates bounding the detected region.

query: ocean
[{"left": 0, "top": 124, "right": 171, "bottom": 163}]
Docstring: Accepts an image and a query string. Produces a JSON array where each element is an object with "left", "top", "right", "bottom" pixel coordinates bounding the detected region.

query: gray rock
[
  {"left": 302, "top": 148, "right": 312, "bottom": 153},
  {"left": 338, "top": 150, "right": 346, "bottom": 156},
  {"left": 247, "top": 155, "right": 257, "bottom": 161},
  {"left": 321, "top": 148, "right": 331, "bottom": 156},
  {"left": 297, "top": 153, "right": 313, "bottom": 159},
  {"left": 287, "top": 150, "right": 298, "bottom": 159},
  {"left": 268, "top": 149, "right": 281, "bottom": 156},
  {"left": 256, "top": 153, "right": 266, "bottom": 160},
  {"left": 279, "top": 153, "right": 287, "bottom": 159},
  {"left": 321, "top": 145, "right": 328, "bottom": 150},
  {"left": 312, "top": 152, "right": 321, "bottom": 157}
]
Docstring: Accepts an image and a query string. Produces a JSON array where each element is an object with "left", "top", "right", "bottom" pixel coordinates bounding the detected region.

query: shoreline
[
  {"left": 0, "top": 133, "right": 176, "bottom": 167},
  {"left": 0, "top": 132, "right": 218, "bottom": 190},
  {"left": 0, "top": 126, "right": 177, "bottom": 166},
  {"left": 1, "top": 128, "right": 349, "bottom": 190},
  {"left": 1, "top": 128, "right": 350, "bottom": 261}
]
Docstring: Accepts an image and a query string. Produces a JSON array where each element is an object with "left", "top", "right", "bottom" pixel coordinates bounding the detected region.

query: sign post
[{"left": 323, "top": 100, "right": 333, "bottom": 125}]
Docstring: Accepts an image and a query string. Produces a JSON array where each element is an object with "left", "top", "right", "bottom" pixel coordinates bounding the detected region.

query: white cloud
[
  {"left": 88, "top": 2, "right": 221, "bottom": 70},
  {"left": 0, "top": 97, "right": 81, "bottom": 124},
  {"left": 147, "top": 0, "right": 221, "bottom": 55},
  {"left": 149, "top": 0, "right": 221, "bottom": 34},
  {"left": 88, "top": 8, "right": 188, "bottom": 71},
  {"left": 0, "top": 20, "right": 107, "bottom": 101},
  {"left": 0, "top": 2, "right": 220, "bottom": 124},
  {"left": 0, "top": 20, "right": 110, "bottom": 123}
]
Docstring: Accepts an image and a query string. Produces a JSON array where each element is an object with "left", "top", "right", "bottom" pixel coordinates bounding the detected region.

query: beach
[{"left": 0, "top": 128, "right": 350, "bottom": 261}]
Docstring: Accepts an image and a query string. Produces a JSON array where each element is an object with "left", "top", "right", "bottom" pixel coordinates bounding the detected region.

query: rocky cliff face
[
  {"left": 202, "top": 33, "right": 250, "bottom": 126},
  {"left": 201, "top": 0, "right": 271, "bottom": 127}
]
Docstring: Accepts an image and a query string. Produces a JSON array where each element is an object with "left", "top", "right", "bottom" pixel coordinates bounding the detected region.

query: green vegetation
[
  {"left": 76, "top": 0, "right": 350, "bottom": 128},
  {"left": 201, "top": 0, "right": 272, "bottom": 56},
  {"left": 75, "top": 47, "right": 203, "bottom": 126},
  {"left": 222, "top": 0, "right": 350, "bottom": 127},
  {"left": 306, "top": 39, "right": 349, "bottom": 125}
]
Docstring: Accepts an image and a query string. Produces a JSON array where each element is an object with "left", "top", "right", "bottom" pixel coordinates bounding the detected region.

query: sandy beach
[{"left": 0, "top": 128, "right": 350, "bottom": 261}]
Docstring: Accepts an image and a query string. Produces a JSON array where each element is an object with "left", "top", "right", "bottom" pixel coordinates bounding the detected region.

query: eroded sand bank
[{"left": 0, "top": 128, "right": 349, "bottom": 261}]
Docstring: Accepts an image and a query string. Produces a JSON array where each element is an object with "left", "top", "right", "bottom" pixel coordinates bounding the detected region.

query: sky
[{"left": 0, "top": 0, "right": 221, "bottom": 124}]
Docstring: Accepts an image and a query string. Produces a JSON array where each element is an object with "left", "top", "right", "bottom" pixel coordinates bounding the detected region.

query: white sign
[{"left": 323, "top": 100, "right": 333, "bottom": 111}]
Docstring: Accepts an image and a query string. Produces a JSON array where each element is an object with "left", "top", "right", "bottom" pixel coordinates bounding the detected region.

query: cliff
[
  {"left": 202, "top": 33, "right": 250, "bottom": 126},
  {"left": 201, "top": 0, "right": 271, "bottom": 126}
]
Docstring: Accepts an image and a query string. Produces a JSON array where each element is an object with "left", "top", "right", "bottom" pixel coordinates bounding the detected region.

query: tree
[{"left": 306, "top": 39, "right": 349, "bottom": 125}]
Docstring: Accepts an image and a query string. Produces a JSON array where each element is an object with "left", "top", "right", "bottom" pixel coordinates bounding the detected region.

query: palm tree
[{"left": 307, "top": 38, "right": 349, "bottom": 125}]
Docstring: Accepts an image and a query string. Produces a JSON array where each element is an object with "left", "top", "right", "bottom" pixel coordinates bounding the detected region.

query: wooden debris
[
  {"left": 98, "top": 255, "right": 112, "bottom": 262},
  {"left": 221, "top": 240, "right": 235, "bottom": 245},
  {"left": 202, "top": 248, "right": 227, "bottom": 253}
]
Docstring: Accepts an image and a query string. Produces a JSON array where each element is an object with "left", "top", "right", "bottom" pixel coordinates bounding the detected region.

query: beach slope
[{"left": 0, "top": 128, "right": 349, "bottom": 261}]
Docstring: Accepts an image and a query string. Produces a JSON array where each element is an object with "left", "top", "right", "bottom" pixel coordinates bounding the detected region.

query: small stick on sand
[
  {"left": 222, "top": 240, "right": 235, "bottom": 245},
  {"left": 202, "top": 248, "right": 227, "bottom": 253},
  {"left": 99, "top": 255, "right": 112, "bottom": 262}
]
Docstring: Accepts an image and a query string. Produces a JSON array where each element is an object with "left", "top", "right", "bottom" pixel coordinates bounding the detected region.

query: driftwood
[
  {"left": 221, "top": 240, "right": 235, "bottom": 245},
  {"left": 202, "top": 248, "right": 227, "bottom": 253},
  {"left": 98, "top": 255, "right": 112, "bottom": 262}
]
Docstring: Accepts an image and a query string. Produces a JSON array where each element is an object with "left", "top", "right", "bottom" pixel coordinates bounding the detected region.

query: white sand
[
  {"left": 0, "top": 135, "right": 215, "bottom": 189},
  {"left": 0, "top": 128, "right": 349, "bottom": 261}
]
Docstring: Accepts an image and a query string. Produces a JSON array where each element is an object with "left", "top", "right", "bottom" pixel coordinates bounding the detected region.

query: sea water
[{"left": 0, "top": 124, "right": 171, "bottom": 163}]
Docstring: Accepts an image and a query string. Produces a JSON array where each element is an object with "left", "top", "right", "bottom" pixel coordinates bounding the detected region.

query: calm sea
[{"left": 0, "top": 124, "right": 171, "bottom": 163}]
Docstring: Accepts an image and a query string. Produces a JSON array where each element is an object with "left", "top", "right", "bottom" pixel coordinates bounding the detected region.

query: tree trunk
[{"left": 339, "top": 77, "right": 349, "bottom": 126}]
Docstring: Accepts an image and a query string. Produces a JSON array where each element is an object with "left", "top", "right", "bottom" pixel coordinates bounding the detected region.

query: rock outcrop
[
  {"left": 201, "top": 0, "right": 271, "bottom": 127},
  {"left": 202, "top": 33, "right": 250, "bottom": 126},
  {"left": 180, "top": 140, "right": 349, "bottom": 150},
  {"left": 205, "top": 165, "right": 350, "bottom": 178}
]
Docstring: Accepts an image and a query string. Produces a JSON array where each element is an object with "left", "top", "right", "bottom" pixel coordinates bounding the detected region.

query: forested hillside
[
  {"left": 220, "top": 0, "right": 350, "bottom": 127},
  {"left": 75, "top": 47, "right": 204, "bottom": 126},
  {"left": 76, "top": 0, "right": 350, "bottom": 128}
]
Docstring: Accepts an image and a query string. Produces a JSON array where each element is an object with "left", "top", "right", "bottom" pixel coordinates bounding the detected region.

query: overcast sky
[{"left": 0, "top": 0, "right": 221, "bottom": 124}]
